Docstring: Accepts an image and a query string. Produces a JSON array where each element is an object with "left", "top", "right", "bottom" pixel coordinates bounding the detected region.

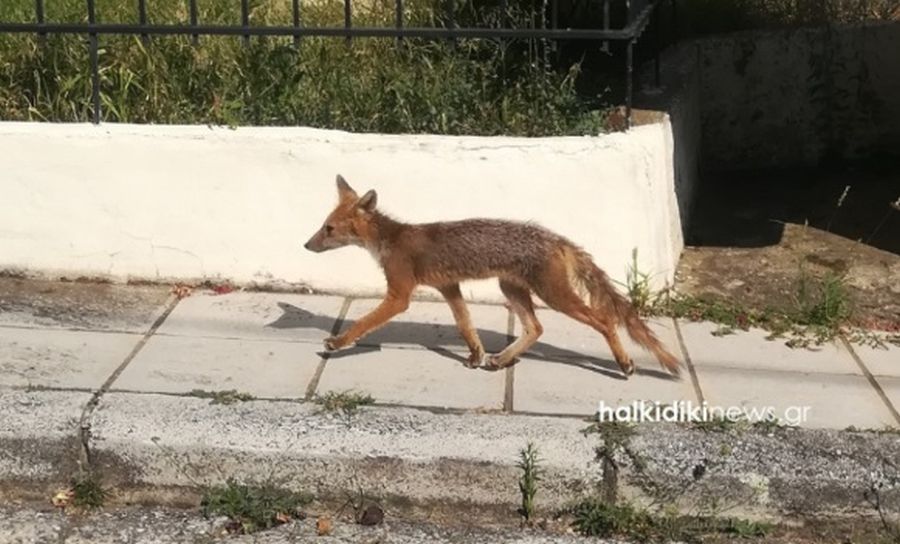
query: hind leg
[
  {"left": 438, "top": 283, "right": 485, "bottom": 368},
  {"left": 533, "top": 268, "right": 635, "bottom": 376},
  {"left": 486, "top": 280, "right": 543, "bottom": 369}
]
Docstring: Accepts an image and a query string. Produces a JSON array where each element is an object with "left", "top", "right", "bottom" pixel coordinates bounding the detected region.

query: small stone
[
  {"left": 357, "top": 504, "right": 384, "bottom": 526},
  {"left": 316, "top": 515, "right": 333, "bottom": 536}
]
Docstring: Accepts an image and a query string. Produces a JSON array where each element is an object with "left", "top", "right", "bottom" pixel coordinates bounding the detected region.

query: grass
[
  {"left": 0, "top": 0, "right": 610, "bottom": 135},
  {"left": 313, "top": 390, "right": 375, "bottom": 417},
  {"left": 568, "top": 498, "right": 773, "bottom": 542},
  {"left": 632, "top": 267, "right": 862, "bottom": 348},
  {"left": 201, "top": 478, "right": 313, "bottom": 535},
  {"left": 618, "top": 247, "right": 855, "bottom": 344},
  {"left": 517, "top": 442, "right": 541, "bottom": 522},
  {"left": 70, "top": 473, "right": 108, "bottom": 510},
  {"left": 617, "top": 248, "right": 662, "bottom": 316},
  {"left": 188, "top": 389, "right": 255, "bottom": 405}
]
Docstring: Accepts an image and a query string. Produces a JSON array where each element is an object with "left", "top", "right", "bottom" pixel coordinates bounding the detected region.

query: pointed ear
[
  {"left": 336, "top": 174, "right": 357, "bottom": 200},
  {"left": 357, "top": 189, "right": 377, "bottom": 212}
]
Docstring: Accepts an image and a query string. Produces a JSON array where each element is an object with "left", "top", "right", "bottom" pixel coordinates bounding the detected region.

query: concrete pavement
[
  {"left": 1, "top": 277, "right": 899, "bottom": 523},
  {"left": 2, "top": 279, "right": 897, "bottom": 429}
]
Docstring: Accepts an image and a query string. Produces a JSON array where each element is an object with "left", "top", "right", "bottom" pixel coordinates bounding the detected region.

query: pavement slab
[
  {"left": 0, "top": 277, "right": 170, "bottom": 333},
  {"left": 316, "top": 345, "right": 506, "bottom": 410},
  {"left": 155, "top": 291, "right": 344, "bottom": 343},
  {"left": 853, "top": 342, "right": 900, "bottom": 417},
  {"left": 112, "top": 334, "right": 321, "bottom": 398},
  {"left": 0, "top": 326, "right": 141, "bottom": 390},
  {"left": 854, "top": 342, "right": 900, "bottom": 378},
  {"left": 681, "top": 322, "right": 898, "bottom": 429},
  {"left": 342, "top": 298, "right": 511, "bottom": 353},
  {"left": 514, "top": 312, "right": 694, "bottom": 415}
]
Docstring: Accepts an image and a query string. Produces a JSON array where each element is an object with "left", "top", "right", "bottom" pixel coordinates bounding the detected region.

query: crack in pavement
[{"left": 76, "top": 294, "right": 182, "bottom": 471}]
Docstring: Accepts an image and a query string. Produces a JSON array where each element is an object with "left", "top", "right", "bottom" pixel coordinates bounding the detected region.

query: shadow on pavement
[{"left": 269, "top": 301, "right": 677, "bottom": 381}]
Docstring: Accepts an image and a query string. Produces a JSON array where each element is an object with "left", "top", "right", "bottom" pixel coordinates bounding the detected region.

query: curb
[{"left": 2, "top": 388, "right": 900, "bottom": 522}]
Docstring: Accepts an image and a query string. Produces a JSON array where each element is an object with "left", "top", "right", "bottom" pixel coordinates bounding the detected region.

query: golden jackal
[{"left": 305, "top": 175, "right": 680, "bottom": 377}]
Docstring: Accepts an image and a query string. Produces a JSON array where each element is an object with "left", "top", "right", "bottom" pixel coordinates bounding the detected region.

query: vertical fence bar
[
  {"left": 395, "top": 0, "right": 403, "bottom": 45},
  {"left": 88, "top": 0, "right": 100, "bottom": 124},
  {"left": 190, "top": 0, "right": 198, "bottom": 44},
  {"left": 138, "top": 0, "right": 148, "bottom": 44},
  {"left": 344, "top": 0, "right": 352, "bottom": 43},
  {"left": 292, "top": 0, "right": 301, "bottom": 48},
  {"left": 625, "top": 39, "right": 633, "bottom": 129},
  {"left": 35, "top": 0, "right": 46, "bottom": 43},
  {"left": 550, "top": 0, "right": 558, "bottom": 61},
  {"left": 653, "top": 3, "right": 660, "bottom": 87},
  {"left": 241, "top": 0, "right": 250, "bottom": 45},
  {"left": 541, "top": 0, "right": 548, "bottom": 69},
  {"left": 601, "top": 0, "right": 610, "bottom": 53},
  {"left": 446, "top": 0, "right": 456, "bottom": 46}
]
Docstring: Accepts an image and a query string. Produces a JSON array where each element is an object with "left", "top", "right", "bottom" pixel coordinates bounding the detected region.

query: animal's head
[{"left": 304, "top": 175, "right": 378, "bottom": 253}]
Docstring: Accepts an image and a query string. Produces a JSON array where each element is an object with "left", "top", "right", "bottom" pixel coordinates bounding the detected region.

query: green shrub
[{"left": 0, "top": 0, "right": 610, "bottom": 135}]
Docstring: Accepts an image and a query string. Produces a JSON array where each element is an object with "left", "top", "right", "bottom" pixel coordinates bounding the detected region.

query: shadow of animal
[{"left": 268, "top": 301, "right": 677, "bottom": 381}]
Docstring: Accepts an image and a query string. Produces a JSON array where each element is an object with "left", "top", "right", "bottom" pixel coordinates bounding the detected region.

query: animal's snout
[{"left": 304, "top": 235, "right": 325, "bottom": 253}]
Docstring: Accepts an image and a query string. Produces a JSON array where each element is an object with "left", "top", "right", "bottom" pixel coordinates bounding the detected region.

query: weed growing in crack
[
  {"left": 516, "top": 442, "right": 541, "bottom": 522},
  {"left": 70, "top": 473, "right": 108, "bottom": 510},
  {"left": 313, "top": 390, "right": 374, "bottom": 419},
  {"left": 616, "top": 248, "right": 663, "bottom": 315},
  {"left": 583, "top": 420, "right": 639, "bottom": 504},
  {"left": 201, "top": 478, "right": 312, "bottom": 535},
  {"left": 568, "top": 497, "right": 772, "bottom": 541},
  {"left": 188, "top": 389, "right": 256, "bottom": 405}
]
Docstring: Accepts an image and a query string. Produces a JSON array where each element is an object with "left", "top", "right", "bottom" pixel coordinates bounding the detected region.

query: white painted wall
[{"left": 0, "top": 121, "right": 684, "bottom": 302}]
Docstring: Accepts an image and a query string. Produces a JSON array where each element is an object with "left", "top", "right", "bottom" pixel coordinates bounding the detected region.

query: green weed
[
  {"left": 569, "top": 497, "right": 773, "bottom": 541},
  {"left": 517, "top": 442, "right": 541, "bottom": 522},
  {"left": 70, "top": 473, "right": 108, "bottom": 510},
  {"left": 188, "top": 389, "right": 255, "bottom": 405},
  {"left": 313, "top": 390, "right": 375, "bottom": 417},
  {"left": 201, "top": 479, "right": 312, "bottom": 534}
]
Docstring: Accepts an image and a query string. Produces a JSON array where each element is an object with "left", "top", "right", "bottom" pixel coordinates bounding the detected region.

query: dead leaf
[
  {"left": 171, "top": 284, "right": 192, "bottom": 299},
  {"left": 316, "top": 515, "right": 333, "bottom": 536},
  {"left": 51, "top": 488, "right": 74, "bottom": 508}
]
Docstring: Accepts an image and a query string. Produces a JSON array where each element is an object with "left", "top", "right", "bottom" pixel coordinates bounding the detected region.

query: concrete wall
[
  {"left": 0, "top": 121, "right": 686, "bottom": 302},
  {"left": 697, "top": 22, "right": 900, "bottom": 170},
  {"left": 638, "top": 41, "right": 703, "bottom": 234}
]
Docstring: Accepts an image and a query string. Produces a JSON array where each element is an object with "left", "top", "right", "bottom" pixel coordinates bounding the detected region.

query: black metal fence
[{"left": 0, "top": 0, "right": 668, "bottom": 128}]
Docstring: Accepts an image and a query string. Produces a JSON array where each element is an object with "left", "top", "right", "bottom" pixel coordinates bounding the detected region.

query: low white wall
[{"left": 1, "top": 121, "right": 683, "bottom": 302}]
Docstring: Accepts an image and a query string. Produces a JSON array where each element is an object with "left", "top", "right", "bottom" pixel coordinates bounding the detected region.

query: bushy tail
[{"left": 571, "top": 250, "right": 681, "bottom": 375}]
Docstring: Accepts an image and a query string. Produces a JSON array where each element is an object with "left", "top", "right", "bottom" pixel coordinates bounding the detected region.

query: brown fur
[{"left": 304, "top": 175, "right": 681, "bottom": 377}]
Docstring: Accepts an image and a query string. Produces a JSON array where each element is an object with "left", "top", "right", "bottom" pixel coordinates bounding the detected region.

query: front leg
[
  {"left": 326, "top": 289, "right": 412, "bottom": 351},
  {"left": 438, "top": 283, "right": 485, "bottom": 368}
]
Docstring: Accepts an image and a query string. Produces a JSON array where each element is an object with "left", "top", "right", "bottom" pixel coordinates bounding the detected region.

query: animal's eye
[{"left": 325, "top": 225, "right": 334, "bottom": 234}]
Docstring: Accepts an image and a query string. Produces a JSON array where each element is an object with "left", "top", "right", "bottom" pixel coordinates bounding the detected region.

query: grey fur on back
[{"left": 404, "top": 218, "right": 573, "bottom": 283}]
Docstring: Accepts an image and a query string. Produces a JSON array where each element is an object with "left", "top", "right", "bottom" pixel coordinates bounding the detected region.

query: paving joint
[
  {"left": 503, "top": 309, "right": 516, "bottom": 412},
  {"left": 840, "top": 333, "right": 900, "bottom": 425},
  {"left": 672, "top": 316, "right": 705, "bottom": 404},
  {"left": 304, "top": 296, "right": 353, "bottom": 399},
  {"left": 76, "top": 294, "right": 181, "bottom": 470}
]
